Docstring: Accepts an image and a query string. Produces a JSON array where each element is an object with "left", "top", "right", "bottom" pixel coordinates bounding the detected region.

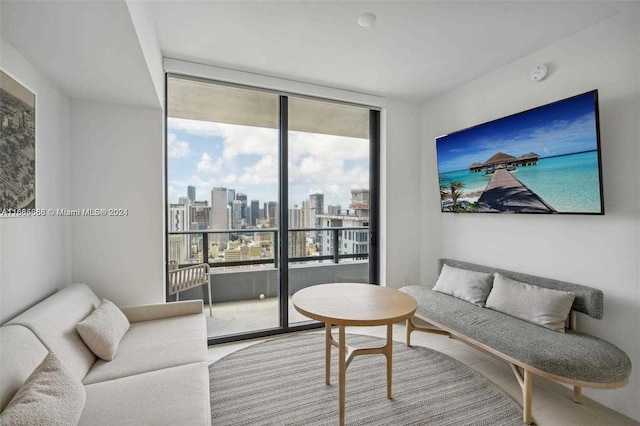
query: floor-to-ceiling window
[{"left": 165, "top": 74, "right": 380, "bottom": 343}]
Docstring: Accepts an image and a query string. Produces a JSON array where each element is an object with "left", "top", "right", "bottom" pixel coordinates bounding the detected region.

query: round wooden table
[{"left": 292, "top": 283, "right": 417, "bottom": 426}]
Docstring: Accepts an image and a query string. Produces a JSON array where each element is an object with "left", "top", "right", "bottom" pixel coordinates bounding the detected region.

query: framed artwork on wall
[{"left": 0, "top": 69, "right": 36, "bottom": 217}]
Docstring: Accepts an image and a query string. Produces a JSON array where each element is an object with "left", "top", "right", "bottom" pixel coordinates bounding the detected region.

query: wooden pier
[{"left": 477, "top": 168, "right": 556, "bottom": 213}]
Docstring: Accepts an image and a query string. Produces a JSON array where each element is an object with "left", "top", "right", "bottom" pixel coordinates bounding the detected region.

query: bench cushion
[
  {"left": 400, "top": 286, "right": 631, "bottom": 384},
  {"left": 80, "top": 362, "right": 211, "bottom": 426},
  {"left": 438, "top": 258, "right": 604, "bottom": 319},
  {"left": 82, "top": 314, "right": 207, "bottom": 385}
]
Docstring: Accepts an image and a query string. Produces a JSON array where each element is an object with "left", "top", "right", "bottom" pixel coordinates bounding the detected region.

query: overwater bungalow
[
  {"left": 515, "top": 152, "right": 540, "bottom": 166},
  {"left": 468, "top": 151, "right": 540, "bottom": 173}
]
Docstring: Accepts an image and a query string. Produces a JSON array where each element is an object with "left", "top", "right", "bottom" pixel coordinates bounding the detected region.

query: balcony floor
[{"left": 205, "top": 297, "right": 313, "bottom": 339}]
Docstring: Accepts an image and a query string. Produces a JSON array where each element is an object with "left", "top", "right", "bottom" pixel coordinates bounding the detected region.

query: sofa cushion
[
  {"left": 0, "top": 352, "right": 86, "bottom": 426},
  {"left": 486, "top": 273, "right": 575, "bottom": 332},
  {"left": 7, "top": 284, "right": 101, "bottom": 381},
  {"left": 80, "top": 362, "right": 211, "bottom": 426},
  {"left": 0, "top": 325, "right": 49, "bottom": 411},
  {"left": 432, "top": 263, "right": 494, "bottom": 306},
  {"left": 82, "top": 314, "right": 207, "bottom": 385},
  {"left": 77, "top": 299, "right": 130, "bottom": 361},
  {"left": 400, "top": 286, "right": 632, "bottom": 384}
]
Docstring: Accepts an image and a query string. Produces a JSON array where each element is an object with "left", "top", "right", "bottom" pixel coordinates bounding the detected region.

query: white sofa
[{"left": 0, "top": 284, "right": 211, "bottom": 425}]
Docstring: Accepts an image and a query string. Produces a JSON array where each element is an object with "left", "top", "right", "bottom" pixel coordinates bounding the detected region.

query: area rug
[{"left": 210, "top": 333, "right": 522, "bottom": 425}]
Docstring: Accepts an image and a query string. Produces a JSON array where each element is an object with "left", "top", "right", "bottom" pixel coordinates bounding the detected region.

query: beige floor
[{"left": 207, "top": 322, "right": 639, "bottom": 426}]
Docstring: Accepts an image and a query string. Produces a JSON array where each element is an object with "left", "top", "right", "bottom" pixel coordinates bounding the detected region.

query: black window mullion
[
  {"left": 369, "top": 109, "right": 380, "bottom": 284},
  {"left": 278, "top": 96, "right": 289, "bottom": 328}
]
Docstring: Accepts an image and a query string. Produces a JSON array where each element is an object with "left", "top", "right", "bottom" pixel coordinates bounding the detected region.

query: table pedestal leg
[
  {"left": 339, "top": 325, "right": 346, "bottom": 426},
  {"left": 386, "top": 324, "right": 393, "bottom": 399},
  {"left": 325, "top": 323, "right": 331, "bottom": 385}
]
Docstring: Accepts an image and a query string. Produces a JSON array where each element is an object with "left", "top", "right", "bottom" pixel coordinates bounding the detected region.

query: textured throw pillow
[
  {"left": 0, "top": 352, "right": 86, "bottom": 426},
  {"left": 76, "top": 298, "right": 130, "bottom": 361},
  {"left": 485, "top": 273, "right": 575, "bottom": 332},
  {"left": 432, "top": 264, "right": 494, "bottom": 306}
]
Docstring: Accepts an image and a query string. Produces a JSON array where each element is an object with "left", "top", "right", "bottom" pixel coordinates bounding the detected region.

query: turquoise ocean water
[{"left": 438, "top": 151, "right": 602, "bottom": 213}]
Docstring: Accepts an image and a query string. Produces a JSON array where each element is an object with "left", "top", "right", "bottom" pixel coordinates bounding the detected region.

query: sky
[
  {"left": 436, "top": 91, "right": 599, "bottom": 173},
  {"left": 167, "top": 118, "right": 369, "bottom": 209}
]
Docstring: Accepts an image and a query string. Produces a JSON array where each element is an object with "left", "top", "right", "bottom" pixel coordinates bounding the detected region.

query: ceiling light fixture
[{"left": 357, "top": 13, "right": 376, "bottom": 28}]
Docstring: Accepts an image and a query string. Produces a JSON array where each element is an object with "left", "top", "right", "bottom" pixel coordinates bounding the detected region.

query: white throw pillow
[
  {"left": 76, "top": 298, "right": 130, "bottom": 361},
  {"left": 0, "top": 352, "right": 86, "bottom": 426},
  {"left": 432, "top": 264, "right": 494, "bottom": 306},
  {"left": 485, "top": 273, "right": 575, "bottom": 332}
]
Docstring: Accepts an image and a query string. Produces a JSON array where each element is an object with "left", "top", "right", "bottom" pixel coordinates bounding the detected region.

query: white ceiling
[
  {"left": 0, "top": 1, "right": 625, "bottom": 106},
  {"left": 151, "top": 1, "right": 620, "bottom": 102},
  {"left": 0, "top": 1, "right": 159, "bottom": 108}
]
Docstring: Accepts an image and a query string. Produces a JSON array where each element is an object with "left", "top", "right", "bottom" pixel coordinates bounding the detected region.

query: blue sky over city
[
  {"left": 167, "top": 118, "right": 369, "bottom": 208},
  {"left": 436, "top": 92, "right": 599, "bottom": 173}
]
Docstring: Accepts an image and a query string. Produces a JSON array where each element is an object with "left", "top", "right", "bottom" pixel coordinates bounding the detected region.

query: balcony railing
[{"left": 168, "top": 226, "right": 369, "bottom": 269}]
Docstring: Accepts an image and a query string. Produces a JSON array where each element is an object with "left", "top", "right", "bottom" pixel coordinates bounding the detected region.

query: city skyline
[{"left": 167, "top": 117, "right": 369, "bottom": 208}]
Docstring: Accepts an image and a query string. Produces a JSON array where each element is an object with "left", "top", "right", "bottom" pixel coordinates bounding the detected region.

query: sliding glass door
[
  {"left": 165, "top": 74, "right": 379, "bottom": 343},
  {"left": 286, "top": 96, "right": 373, "bottom": 326}
]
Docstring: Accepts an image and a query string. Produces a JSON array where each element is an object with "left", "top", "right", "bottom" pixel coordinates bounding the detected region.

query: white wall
[
  {"left": 70, "top": 100, "right": 163, "bottom": 306},
  {"left": 0, "top": 38, "right": 71, "bottom": 323},
  {"left": 126, "top": 0, "right": 164, "bottom": 106},
  {"left": 420, "top": 13, "right": 640, "bottom": 421},
  {"left": 381, "top": 99, "right": 422, "bottom": 289}
]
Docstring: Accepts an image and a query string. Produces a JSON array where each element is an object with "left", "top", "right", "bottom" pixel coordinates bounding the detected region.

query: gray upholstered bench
[{"left": 400, "top": 258, "right": 631, "bottom": 425}]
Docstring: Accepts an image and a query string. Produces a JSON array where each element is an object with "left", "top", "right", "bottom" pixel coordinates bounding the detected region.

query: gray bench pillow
[
  {"left": 432, "top": 264, "right": 494, "bottom": 306},
  {"left": 485, "top": 273, "right": 575, "bottom": 332}
]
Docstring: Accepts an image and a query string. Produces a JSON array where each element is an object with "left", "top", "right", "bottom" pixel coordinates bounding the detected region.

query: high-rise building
[
  {"left": 316, "top": 189, "right": 369, "bottom": 258},
  {"left": 250, "top": 200, "right": 260, "bottom": 226},
  {"left": 236, "top": 193, "right": 247, "bottom": 224},
  {"left": 187, "top": 186, "right": 196, "bottom": 203},
  {"left": 328, "top": 204, "right": 341, "bottom": 215},
  {"left": 288, "top": 205, "right": 306, "bottom": 259},
  {"left": 168, "top": 203, "right": 188, "bottom": 263},
  {"left": 309, "top": 193, "right": 324, "bottom": 252},
  {"left": 231, "top": 200, "right": 243, "bottom": 229},
  {"left": 288, "top": 205, "right": 302, "bottom": 228},
  {"left": 267, "top": 201, "right": 278, "bottom": 227},
  {"left": 227, "top": 189, "right": 235, "bottom": 206},
  {"left": 288, "top": 231, "right": 306, "bottom": 259},
  {"left": 309, "top": 193, "right": 324, "bottom": 217},
  {"left": 211, "top": 187, "right": 229, "bottom": 249},
  {"left": 169, "top": 204, "right": 187, "bottom": 233},
  {"left": 178, "top": 196, "right": 189, "bottom": 205},
  {"left": 189, "top": 201, "right": 210, "bottom": 230}
]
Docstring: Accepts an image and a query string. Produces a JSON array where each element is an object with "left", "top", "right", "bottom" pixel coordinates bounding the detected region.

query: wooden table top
[{"left": 292, "top": 283, "right": 417, "bottom": 326}]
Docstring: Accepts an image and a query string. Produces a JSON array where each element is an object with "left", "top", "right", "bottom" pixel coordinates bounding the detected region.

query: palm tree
[
  {"left": 439, "top": 184, "right": 448, "bottom": 200},
  {"left": 449, "top": 181, "right": 465, "bottom": 205}
]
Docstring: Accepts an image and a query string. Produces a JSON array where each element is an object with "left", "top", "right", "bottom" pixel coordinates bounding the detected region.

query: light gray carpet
[{"left": 210, "top": 333, "right": 523, "bottom": 425}]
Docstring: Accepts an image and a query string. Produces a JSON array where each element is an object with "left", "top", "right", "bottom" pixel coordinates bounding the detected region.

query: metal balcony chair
[{"left": 168, "top": 263, "right": 212, "bottom": 316}]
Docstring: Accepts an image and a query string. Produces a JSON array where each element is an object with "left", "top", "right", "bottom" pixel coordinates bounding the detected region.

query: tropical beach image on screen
[{"left": 436, "top": 91, "right": 603, "bottom": 214}]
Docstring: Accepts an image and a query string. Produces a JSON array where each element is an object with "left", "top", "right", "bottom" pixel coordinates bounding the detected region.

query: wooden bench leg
[
  {"left": 523, "top": 369, "right": 533, "bottom": 425},
  {"left": 406, "top": 319, "right": 414, "bottom": 347},
  {"left": 573, "top": 385, "right": 582, "bottom": 404}
]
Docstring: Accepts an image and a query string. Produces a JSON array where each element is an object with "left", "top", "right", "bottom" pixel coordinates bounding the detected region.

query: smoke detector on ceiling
[
  {"left": 357, "top": 13, "right": 376, "bottom": 28},
  {"left": 530, "top": 64, "right": 549, "bottom": 82}
]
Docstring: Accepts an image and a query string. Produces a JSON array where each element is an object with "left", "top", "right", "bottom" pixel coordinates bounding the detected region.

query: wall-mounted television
[{"left": 436, "top": 90, "right": 604, "bottom": 214}]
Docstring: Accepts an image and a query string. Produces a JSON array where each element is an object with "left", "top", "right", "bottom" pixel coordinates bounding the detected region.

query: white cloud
[
  {"left": 169, "top": 117, "right": 370, "bottom": 206},
  {"left": 197, "top": 153, "right": 222, "bottom": 175},
  {"left": 240, "top": 155, "right": 277, "bottom": 185},
  {"left": 289, "top": 132, "right": 369, "bottom": 163},
  {"left": 167, "top": 133, "right": 191, "bottom": 158}
]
